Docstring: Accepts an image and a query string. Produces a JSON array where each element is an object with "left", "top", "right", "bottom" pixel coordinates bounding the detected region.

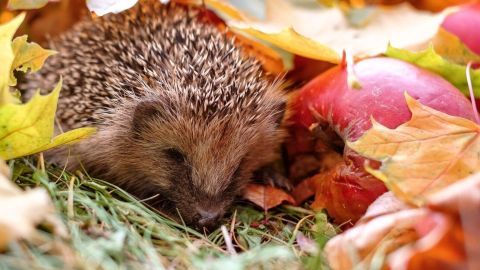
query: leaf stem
[{"left": 466, "top": 62, "right": 480, "bottom": 124}]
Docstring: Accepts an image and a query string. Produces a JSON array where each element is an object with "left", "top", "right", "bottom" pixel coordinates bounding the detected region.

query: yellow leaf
[
  {"left": 0, "top": 13, "right": 24, "bottom": 104},
  {"left": 24, "top": 127, "right": 96, "bottom": 157},
  {"left": 9, "top": 35, "right": 56, "bottom": 86},
  {"left": 432, "top": 28, "right": 480, "bottom": 65},
  {"left": 232, "top": 25, "right": 340, "bottom": 63},
  {"left": 348, "top": 93, "right": 480, "bottom": 205},
  {"left": 0, "top": 81, "right": 61, "bottom": 160}
]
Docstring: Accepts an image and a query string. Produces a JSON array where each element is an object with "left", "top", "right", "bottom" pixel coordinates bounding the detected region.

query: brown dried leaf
[
  {"left": 243, "top": 183, "right": 296, "bottom": 210},
  {"left": 0, "top": 160, "right": 66, "bottom": 249}
]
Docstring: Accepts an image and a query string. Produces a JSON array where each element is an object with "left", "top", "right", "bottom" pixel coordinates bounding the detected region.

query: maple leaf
[
  {"left": 243, "top": 184, "right": 296, "bottom": 211},
  {"left": 0, "top": 80, "right": 96, "bottom": 160},
  {"left": 10, "top": 35, "right": 56, "bottom": 86},
  {"left": 348, "top": 93, "right": 480, "bottom": 205},
  {"left": 0, "top": 14, "right": 95, "bottom": 160},
  {"left": 386, "top": 45, "right": 480, "bottom": 97},
  {"left": 0, "top": 13, "right": 23, "bottom": 104}
]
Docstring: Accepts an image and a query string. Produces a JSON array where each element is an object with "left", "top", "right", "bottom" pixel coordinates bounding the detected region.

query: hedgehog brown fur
[{"left": 25, "top": 1, "right": 286, "bottom": 229}]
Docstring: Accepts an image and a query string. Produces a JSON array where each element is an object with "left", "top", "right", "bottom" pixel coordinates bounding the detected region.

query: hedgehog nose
[{"left": 196, "top": 209, "right": 221, "bottom": 230}]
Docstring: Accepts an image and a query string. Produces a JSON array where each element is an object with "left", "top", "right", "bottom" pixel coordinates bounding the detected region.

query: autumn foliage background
[{"left": 0, "top": 0, "right": 479, "bottom": 269}]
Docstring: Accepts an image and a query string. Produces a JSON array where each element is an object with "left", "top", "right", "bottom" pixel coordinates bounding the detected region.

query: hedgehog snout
[{"left": 194, "top": 207, "right": 222, "bottom": 230}]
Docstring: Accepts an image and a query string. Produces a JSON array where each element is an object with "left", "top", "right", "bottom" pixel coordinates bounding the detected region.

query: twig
[
  {"left": 287, "top": 214, "right": 314, "bottom": 247},
  {"left": 67, "top": 176, "right": 76, "bottom": 218},
  {"left": 38, "top": 152, "right": 45, "bottom": 173},
  {"left": 221, "top": 225, "right": 237, "bottom": 255},
  {"left": 230, "top": 210, "right": 247, "bottom": 252}
]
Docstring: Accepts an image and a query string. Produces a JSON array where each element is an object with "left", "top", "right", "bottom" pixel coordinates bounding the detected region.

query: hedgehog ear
[{"left": 132, "top": 100, "right": 164, "bottom": 133}]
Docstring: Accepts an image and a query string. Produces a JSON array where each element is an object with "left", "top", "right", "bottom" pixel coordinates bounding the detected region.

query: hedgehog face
[{"left": 119, "top": 92, "right": 285, "bottom": 230}]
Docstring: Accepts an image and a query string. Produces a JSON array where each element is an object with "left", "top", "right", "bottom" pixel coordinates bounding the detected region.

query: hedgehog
[{"left": 24, "top": 1, "right": 286, "bottom": 230}]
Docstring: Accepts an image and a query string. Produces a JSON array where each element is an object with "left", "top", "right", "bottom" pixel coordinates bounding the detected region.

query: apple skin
[
  {"left": 442, "top": 2, "right": 480, "bottom": 55},
  {"left": 289, "top": 57, "right": 475, "bottom": 225}
]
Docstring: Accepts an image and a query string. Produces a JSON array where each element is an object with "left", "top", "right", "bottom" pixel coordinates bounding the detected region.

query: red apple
[
  {"left": 289, "top": 57, "right": 476, "bottom": 225},
  {"left": 442, "top": 2, "right": 480, "bottom": 55}
]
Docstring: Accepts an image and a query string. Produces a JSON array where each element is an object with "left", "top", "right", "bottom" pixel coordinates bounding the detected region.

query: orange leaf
[
  {"left": 348, "top": 93, "right": 480, "bottom": 206},
  {"left": 308, "top": 162, "right": 387, "bottom": 226},
  {"left": 243, "top": 184, "right": 296, "bottom": 211}
]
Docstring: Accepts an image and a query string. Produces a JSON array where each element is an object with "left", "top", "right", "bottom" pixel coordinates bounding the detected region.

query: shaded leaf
[
  {"left": 0, "top": 13, "right": 24, "bottom": 104},
  {"left": 10, "top": 35, "right": 56, "bottom": 85},
  {"left": 243, "top": 184, "right": 296, "bottom": 211},
  {"left": 348, "top": 93, "right": 480, "bottom": 205},
  {"left": 291, "top": 176, "right": 316, "bottom": 204},
  {"left": 432, "top": 28, "right": 480, "bottom": 65},
  {"left": 386, "top": 44, "right": 480, "bottom": 97}
]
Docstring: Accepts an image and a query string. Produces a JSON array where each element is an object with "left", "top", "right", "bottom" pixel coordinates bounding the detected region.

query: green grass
[{"left": 1, "top": 158, "right": 337, "bottom": 270}]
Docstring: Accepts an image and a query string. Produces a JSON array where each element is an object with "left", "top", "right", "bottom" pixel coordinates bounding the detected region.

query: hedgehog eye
[
  {"left": 232, "top": 157, "right": 246, "bottom": 179},
  {"left": 164, "top": 148, "right": 186, "bottom": 163},
  {"left": 232, "top": 164, "right": 242, "bottom": 179},
  {"left": 274, "top": 101, "right": 286, "bottom": 128}
]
